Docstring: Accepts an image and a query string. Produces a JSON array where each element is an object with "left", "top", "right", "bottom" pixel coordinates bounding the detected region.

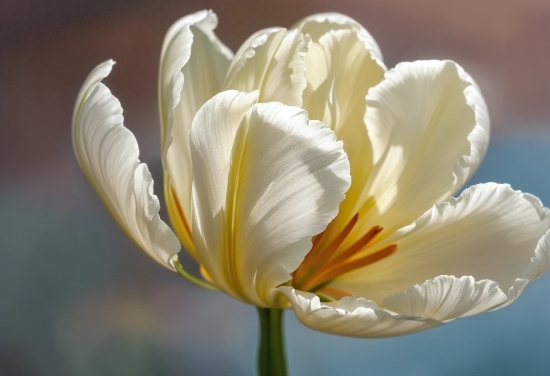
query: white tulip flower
[{"left": 73, "top": 9, "right": 550, "bottom": 374}]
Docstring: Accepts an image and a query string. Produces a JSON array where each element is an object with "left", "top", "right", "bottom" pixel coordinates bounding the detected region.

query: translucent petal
[
  {"left": 355, "top": 60, "right": 489, "bottom": 240},
  {"left": 383, "top": 275, "right": 507, "bottom": 321},
  {"left": 190, "top": 91, "right": 351, "bottom": 306},
  {"left": 159, "top": 10, "right": 233, "bottom": 254},
  {"left": 334, "top": 183, "right": 550, "bottom": 304},
  {"left": 279, "top": 287, "right": 442, "bottom": 338},
  {"left": 73, "top": 61, "right": 180, "bottom": 269},
  {"left": 299, "top": 27, "right": 385, "bottom": 257},
  {"left": 225, "top": 28, "right": 309, "bottom": 107}
]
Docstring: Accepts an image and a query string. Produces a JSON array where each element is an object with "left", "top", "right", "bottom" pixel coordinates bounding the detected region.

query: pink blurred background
[{"left": 1, "top": 1, "right": 550, "bottom": 375}]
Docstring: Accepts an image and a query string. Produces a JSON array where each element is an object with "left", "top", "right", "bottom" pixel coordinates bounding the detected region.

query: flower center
[{"left": 292, "top": 214, "right": 397, "bottom": 295}]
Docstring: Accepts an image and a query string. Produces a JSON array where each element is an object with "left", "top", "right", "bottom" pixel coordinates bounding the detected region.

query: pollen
[{"left": 292, "top": 213, "right": 397, "bottom": 293}]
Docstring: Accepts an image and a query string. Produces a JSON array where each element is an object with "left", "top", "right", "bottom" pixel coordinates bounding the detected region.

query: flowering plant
[{"left": 72, "top": 10, "right": 550, "bottom": 375}]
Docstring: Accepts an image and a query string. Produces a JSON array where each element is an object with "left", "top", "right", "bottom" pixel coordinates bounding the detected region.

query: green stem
[{"left": 257, "top": 308, "right": 287, "bottom": 376}]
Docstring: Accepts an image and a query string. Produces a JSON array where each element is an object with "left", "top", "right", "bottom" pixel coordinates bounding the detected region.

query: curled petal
[
  {"left": 334, "top": 183, "right": 550, "bottom": 304},
  {"left": 73, "top": 61, "right": 180, "bottom": 269},
  {"left": 504, "top": 229, "right": 550, "bottom": 307},
  {"left": 279, "top": 287, "right": 442, "bottom": 338},
  {"left": 190, "top": 91, "right": 351, "bottom": 306},
  {"left": 159, "top": 9, "right": 233, "bottom": 255},
  {"left": 298, "top": 26, "right": 385, "bottom": 256},
  {"left": 225, "top": 28, "right": 310, "bottom": 107},
  {"left": 453, "top": 66, "right": 490, "bottom": 191},
  {"left": 383, "top": 276, "right": 507, "bottom": 322},
  {"left": 159, "top": 9, "right": 232, "bottom": 155},
  {"left": 293, "top": 12, "right": 384, "bottom": 68},
  {"left": 358, "top": 60, "right": 490, "bottom": 237},
  {"left": 190, "top": 90, "right": 260, "bottom": 290}
]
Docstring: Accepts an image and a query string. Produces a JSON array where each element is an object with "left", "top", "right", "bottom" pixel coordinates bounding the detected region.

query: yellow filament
[
  {"left": 292, "top": 212, "right": 397, "bottom": 295},
  {"left": 302, "top": 245, "right": 397, "bottom": 292},
  {"left": 293, "top": 214, "right": 358, "bottom": 285}
]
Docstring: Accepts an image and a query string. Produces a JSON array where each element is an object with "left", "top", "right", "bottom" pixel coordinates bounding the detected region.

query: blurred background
[{"left": 1, "top": 0, "right": 550, "bottom": 375}]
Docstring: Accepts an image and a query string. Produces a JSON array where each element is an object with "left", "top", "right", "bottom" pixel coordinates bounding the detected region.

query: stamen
[
  {"left": 293, "top": 214, "right": 358, "bottom": 287},
  {"left": 328, "top": 226, "right": 382, "bottom": 266},
  {"left": 292, "top": 210, "right": 398, "bottom": 295},
  {"left": 311, "top": 230, "right": 326, "bottom": 252},
  {"left": 303, "top": 245, "right": 397, "bottom": 292}
]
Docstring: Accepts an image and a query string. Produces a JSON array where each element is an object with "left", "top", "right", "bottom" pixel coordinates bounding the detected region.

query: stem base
[{"left": 257, "top": 308, "right": 287, "bottom": 376}]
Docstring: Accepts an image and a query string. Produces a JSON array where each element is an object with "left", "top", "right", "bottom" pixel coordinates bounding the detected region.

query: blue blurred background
[{"left": 1, "top": 1, "right": 550, "bottom": 375}]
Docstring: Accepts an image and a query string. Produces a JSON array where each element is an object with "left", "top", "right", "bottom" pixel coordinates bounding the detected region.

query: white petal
[
  {"left": 504, "top": 229, "right": 550, "bottom": 307},
  {"left": 293, "top": 12, "right": 385, "bottom": 68},
  {"left": 453, "top": 66, "right": 490, "bottom": 190},
  {"left": 189, "top": 90, "right": 260, "bottom": 292},
  {"left": 224, "top": 27, "right": 280, "bottom": 85},
  {"left": 159, "top": 10, "right": 233, "bottom": 254},
  {"left": 73, "top": 61, "right": 180, "bottom": 269},
  {"left": 358, "top": 60, "right": 490, "bottom": 237},
  {"left": 383, "top": 276, "right": 507, "bottom": 322},
  {"left": 279, "top": 287, "right": 442, "bottom": 338},
  {"left": 190, "top": 92, "right": 351, "bottom": 306},
  {"left": 302, "top": 27, "right": 385, "bottom": 147},
  {"left": 334, "top": 183, "right": 550, "bottom": 304},
  {"left": 298, "top": 27, "right": 385, "bottom": 254},
  {"left": 225, "top": 28, "right": 309, "bottom": 107}
]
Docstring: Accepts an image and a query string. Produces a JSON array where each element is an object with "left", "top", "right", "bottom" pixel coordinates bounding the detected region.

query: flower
[{"left": 73, "top": 10, "right": 550, "bottom": 338}]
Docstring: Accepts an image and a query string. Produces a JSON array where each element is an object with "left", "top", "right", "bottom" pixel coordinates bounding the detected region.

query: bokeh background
[{"left": 2, "top": 0, "right": 550, "bottom": 375}]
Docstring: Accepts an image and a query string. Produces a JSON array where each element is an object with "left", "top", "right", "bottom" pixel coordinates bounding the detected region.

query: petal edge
[
  {"left": 383, "top": 275, "right": 507, "bottom": 322},
  {"left": 279, "top": 287, "right": 442, "bottom": 338},
  {"left": 73, "top": 61, "right": 180, "bottom": 269}
]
